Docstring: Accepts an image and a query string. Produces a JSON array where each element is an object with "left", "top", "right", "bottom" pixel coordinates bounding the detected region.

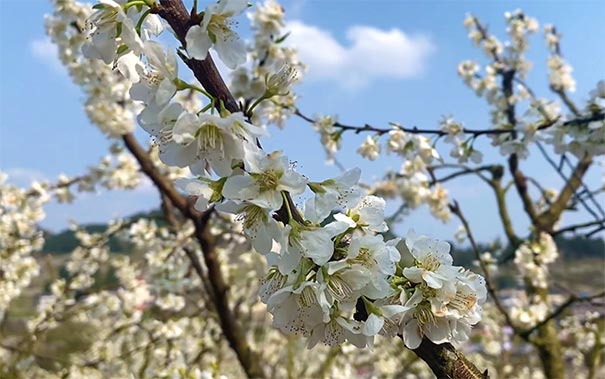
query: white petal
[
  {"left": 222, "top": 175, "right": 257, "bottom": 201},
  {"left": 423, "top": 271, "right": 444, "bottom": 289},
  {"left": 155, "top": 79, "right": 176, "bottom": 105},
  {"left": 173, "top": 113, "right": 200, "bottom": 144},
  {"left": 402, "top": 267, "right": 424, "bottom": 283},
  {"left": 159, "top": 142, "right": 197, "bottom": 167},
  {"left": 279, "top": 171, "right": 307, "bottom": 195},
  {"left": 333, "top": 213, "right": 356, "bottom": 228},
  {"left": 278, "top": 247, "right": 301, "bottom": 275},
  {"left": 402, "top": 319, "right": 423, "bottom": 349},
  {"left": 213, "top": 31, "right": 246, "bottom": 69},
  {"left": 143, "top": 15, "right": 164, "bottom": 36},
  {"left": 211, "top": 0, "right": 248, "bottom": 17},
  {"left": 381, "top": 305, "right": 407, "bottom": 318},
  {"left": 363, "top": 314, "right": 384, "bottom": 336},
  {"left": 115, "top": 52, "right": 143, "bottom": 83},
  {"left": 185, "top": 25, "right": 212, "bottom": 60}
]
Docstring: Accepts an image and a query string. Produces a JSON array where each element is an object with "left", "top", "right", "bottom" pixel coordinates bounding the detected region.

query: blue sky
[{"left": 1, "top": 0, "right": 604, "bottom": 243}]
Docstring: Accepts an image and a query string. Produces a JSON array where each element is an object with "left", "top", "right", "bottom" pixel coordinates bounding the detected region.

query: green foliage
[{"left": 42, "top": 209, "right": 166, "bottom": 254}]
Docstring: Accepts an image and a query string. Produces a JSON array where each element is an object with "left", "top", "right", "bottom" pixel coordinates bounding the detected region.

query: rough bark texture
[
  {"left": 412, "top": 339, "right": 489, "bottom": 379},
  {"left": 124, "top": 134, "right": 266, "bottom": 378}
]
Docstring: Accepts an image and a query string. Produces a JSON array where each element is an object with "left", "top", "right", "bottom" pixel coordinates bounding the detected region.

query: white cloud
[
  {"left": 30, "top": 37, "right": 65, "bottom": 74},
  {"left": 285, "top": 21, "right": 435, "bottom": 89}
]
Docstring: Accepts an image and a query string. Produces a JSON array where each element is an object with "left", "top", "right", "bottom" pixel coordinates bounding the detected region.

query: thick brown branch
[
  {"left": 411, "top": 338, "right": 489, "bottom": 379},
  {"left": 123, "top": 133, "right": 265, "bottom": 378},
  {"left": 123, "top": 134, "right": 188, "bottom": 211},
  {"left": 160, "top": 192, "right": 181, "bottom": 229},
  {"left": 538, "top": 154, "right": 593, "bottom": 230},
  {"left": 157, "top": 0, "right": 239, "bottom": 113},
  {"left": 487, "top": 167, "right": 522, "bottom": 247},
  {"left": 190, "top": 211, "right": 265, "bottom": 379},
  {"left": 508, "top": 153, "right": 543, "bottom": 229}
]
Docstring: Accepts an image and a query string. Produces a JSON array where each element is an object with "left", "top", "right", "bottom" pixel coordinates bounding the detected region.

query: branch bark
[
  {"left": 500, "top": 68, "right": 567, "bottom": 377},
  {"left": 538, "top": 154, "right": 593, "bottom": 231},
  {"left": 411, "top": 339, "right": 489, "bottom": 379},
  {"left": 123, "top": 134, "right": 266, "bottom": 378}
]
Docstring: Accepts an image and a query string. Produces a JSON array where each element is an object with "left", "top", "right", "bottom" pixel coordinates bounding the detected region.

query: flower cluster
[
  {"left": 458, "top": 10, "right": 605, "bottom": 165},
  {"left": 560, "top": 310, "right": 604, "bottom": 372},
  {"left": 0, "top": 174, "right": 43, "bottom": 316},
  {"left": 46, "top": 0, "right": 152, "bottom": 137},
  {"left": 440, "top": 116, "right": 483, "bottom": 164},
  {"left": 509, "top": 294, "right": 549, "bottom": 328},
  {"left": 361, "top": 128, "right": 451, "bottom": 222},
  {"left": 230, "top": 0, "right": 305, "bottom": 128},
  {"left": 312, "top": 115, "right": 341, "bottom": 163},
  {"left": 395, "top": 231, "right": 487, "bottom": 348},
  {"left": 8, "top": 1, "right": 605, "bottom": 378},
  {"left": 514, "top": 232, "right": 558, "bottom": 289},
  {"left": 543, "top": 25, "right": 575, "bottom": 93},
  {"left": 78, "top": 0, "right": 488, "bottom": 351},
  {"left": 546, "top": 80, "right": 605, "bottom": 158}
]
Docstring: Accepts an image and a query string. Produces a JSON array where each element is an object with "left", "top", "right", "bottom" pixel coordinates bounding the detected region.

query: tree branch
[
  {"left": 538, "top": 154, "right": 594, "bottom": 231},
  {"left": 554, "top": 219, "right": 605, "bottom": 236},
  {"left": 292, "top": 108, "right": 585, "bottom": 138},
  {"left": 428, "top": 165, "right": 494, "bottom": 186},
  {"left": 411, "top": 338, "right": 489, "bottom": 379},
  {"left": 123, "top": 133, "right": 265, "bottom": 378},
  {"left": 534, "top": 142, "right": 602, "bottom": 223},
  {"left": 487, "top": 167, "right": 522, "bottom": 248}
]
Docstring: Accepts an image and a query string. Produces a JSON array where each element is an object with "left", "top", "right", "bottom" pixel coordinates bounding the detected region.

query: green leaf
[{"left": 274, "top": 32, "right": 291, "bottom": 44}]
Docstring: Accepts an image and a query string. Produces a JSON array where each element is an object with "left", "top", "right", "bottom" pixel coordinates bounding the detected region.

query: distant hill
[
  {"left": 42, "top": 208, "right": 605, "bottom": 260},
  {"left": 42, "top": 209, "right": 166, "bottom": 254}
]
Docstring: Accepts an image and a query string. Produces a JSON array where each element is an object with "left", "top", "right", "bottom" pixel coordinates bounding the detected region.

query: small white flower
[
  {"left": 402, "top": 230, "right": 457, "bottom": 289},
  {"left": 363, "top": 304, "right": 407, "bottom": 337},
  {"left": 307, "top": 311, "right": 369, "bottom": 348},
  {"left": 288, "top": 220, "right": 349, "bottom": 267},
  {"left": 304, "top": 168, "right": 362, "bottom": 224},
  {"left": 222, "top": 148, "right": 307, "bottom": 210},
  {"left": 347, "top": 234, "right": 401, "bottom": 299},
  {"left": 217, "top": 200, "right": 282, "bottom": 255},
  {"left": 185, "top": 0, "right": 248, "bottom": 68},
  {"left": 269, "top": 281, "right": 325, "bottom": 337},
  {"left": 358, "top": 136, "right": 381, "bottom": 160},
  {"left": 175, "top": 177, "right": 220, "bottom": 212},
  {"left": 130, "top": 40, "right": 179, "bottom": 106},
  {"left": 265, "top": 63, "right": 298, "bottom": 96},
  {"left": 171, "top": 112, "right": 246, "bottom": 176},
  {"left": 82, "top": 0, "right": 144, "bottom": 63},
  {"left": 334, "top": 195, "right": 388, "bottom": 233}
]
